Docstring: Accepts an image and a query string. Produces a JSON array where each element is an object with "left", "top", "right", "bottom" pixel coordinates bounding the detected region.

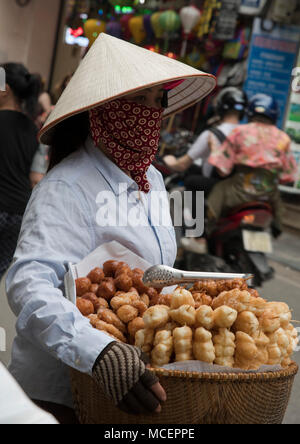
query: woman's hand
[{"left": 92, "top": 342, "right": 167, "bottom": 415}]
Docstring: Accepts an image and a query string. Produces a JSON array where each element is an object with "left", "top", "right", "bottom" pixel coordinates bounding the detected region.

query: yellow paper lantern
[
  {"left": 84, "top": 19, "right": 106, "bottom": 47},
  {"left": 151, "top": 12, "right": 164, "bottom": 39},
  {"left": 129, "top": 16, "right": 146, "bottom": 45}
]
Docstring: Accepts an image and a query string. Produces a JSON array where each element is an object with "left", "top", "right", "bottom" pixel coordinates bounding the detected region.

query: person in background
[
  {"left": 34, "top": 74, "right": 54, "bottom": 130},
  {"left": 30, "top": 143, "right": 50, "bottom": 188},
  {"left": 163, "top": 87, "right": 248, "bottom": 196},
  {"left": 0, "top": 63, "right": 40, "bottom": 281},
  {"left": 206, "top": 94, "right": 298, "bottom": 236},
  {"left": 163, "top": 88, "right": 247, "bottom": 254}
]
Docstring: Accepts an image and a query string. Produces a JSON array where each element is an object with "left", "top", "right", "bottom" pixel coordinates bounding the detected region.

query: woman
[
  {"left": 207, "top": 94, "right": 297, "bottom": 236},
  {"left": 6, "top": 34, "right": 216, "bottom": 423},
  {"left": 0, "top": 63, "right": 40, "bottom": 281}
]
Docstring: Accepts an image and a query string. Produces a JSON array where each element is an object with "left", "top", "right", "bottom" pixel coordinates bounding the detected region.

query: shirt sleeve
[
  {"left": 278, "top": 138, "right": 298, "bottom": 184},
  {"left": 6, "top": 179, "right": 114, "bottom": 376},
  {"left": 187, "top": 131, "right": 211, "bottom": 161},
  {"left": 208, "top": 129, "right": 238, "bottom": 176}
]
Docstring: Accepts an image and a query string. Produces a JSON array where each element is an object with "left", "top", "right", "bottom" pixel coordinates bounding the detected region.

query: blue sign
[{"left": 244, "top": 19, "right": 300, "bottom": 128}]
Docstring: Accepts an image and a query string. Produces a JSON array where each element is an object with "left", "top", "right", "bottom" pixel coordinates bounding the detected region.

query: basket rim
[{"left": 148, "top": 362, "right": 299, "bottom": 381}]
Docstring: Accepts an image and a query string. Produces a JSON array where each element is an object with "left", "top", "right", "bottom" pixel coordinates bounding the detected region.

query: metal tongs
[{"left": 143, "top": 265, "right": 252, "bottom": 289}]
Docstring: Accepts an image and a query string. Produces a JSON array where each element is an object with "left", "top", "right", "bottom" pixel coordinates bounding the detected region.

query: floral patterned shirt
[{"left": 208, "top": 122, "right": 297, "bottom": 183}]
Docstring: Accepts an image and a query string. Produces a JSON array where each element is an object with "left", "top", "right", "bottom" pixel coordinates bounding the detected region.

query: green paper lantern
[{"left": 159, "top": 10, "right": 181, "bottom": 34}]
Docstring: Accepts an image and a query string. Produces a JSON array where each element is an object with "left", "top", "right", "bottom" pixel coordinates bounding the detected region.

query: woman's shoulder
[{"left": 46, "top": 146, "right": 92, "bottom": 184}]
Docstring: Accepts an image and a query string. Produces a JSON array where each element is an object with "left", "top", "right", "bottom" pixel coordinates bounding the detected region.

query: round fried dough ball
[
  {"left": 76, "top": 298, "right": 94, "bottom": 316},
  {"left": 97, "top": 278, "right": 116, "bottom": 301},
  {"left": 76, "top": 278, "right": 92, "bottom": 297},
  {"left": 87, "top": 268, "right": 105, "bottom": 284}
]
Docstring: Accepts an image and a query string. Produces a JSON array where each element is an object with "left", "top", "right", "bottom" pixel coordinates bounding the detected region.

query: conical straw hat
[{"left": 39, "top": 33, "right": 216, "bottom": 145}]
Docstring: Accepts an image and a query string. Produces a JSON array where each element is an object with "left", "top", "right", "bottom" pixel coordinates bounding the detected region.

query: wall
[{"left": 0, "top": 0, "right": 61, "bottom": 85}]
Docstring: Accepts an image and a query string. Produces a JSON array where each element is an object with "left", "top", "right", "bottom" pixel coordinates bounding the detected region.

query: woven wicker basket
[{"left": 70, "top": 363, "right": 298, "bottom": 425}]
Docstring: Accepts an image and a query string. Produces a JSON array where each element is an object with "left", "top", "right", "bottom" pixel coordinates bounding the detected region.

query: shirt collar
[{"left": 85, "top": 136, "right": 138, "bottom": 196}]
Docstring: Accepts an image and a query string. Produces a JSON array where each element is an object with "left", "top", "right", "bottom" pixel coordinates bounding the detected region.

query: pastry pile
[
  {"left": 137, "top": 285, "right": 298, "bottom": 370},
  {"left": 75, "top": 264, "right": 298, "bottom": 370},
  {"left": 75, "top": 261, "right": 163, "bottom": 344}
]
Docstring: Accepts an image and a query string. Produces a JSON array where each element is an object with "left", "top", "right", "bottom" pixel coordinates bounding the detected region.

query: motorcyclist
[
  {"left": 206, "top": 94, "right": 298, "bottom": 237},
  {"left": 163, "top": 87, "right": 248, "bottom": 196}
]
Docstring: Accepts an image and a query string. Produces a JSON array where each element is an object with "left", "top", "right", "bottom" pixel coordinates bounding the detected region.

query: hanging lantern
[
  {"left": 159, "top": 10, "right": 181, "bottom": 33},
  {"left": 106, "top": 20, "right": 122, "bottom": 38},
  {"left": 109, "top": 0, "right": 134, "bottom": 7},
  {"left": 159, "top": 10, "right": 181, "bottom": 53},
  {"left": 143, "top": 14, "right": 155, "bottom": 42},
  {"left": 129, "top": 16, "right": 146, "bottom": 45},
  {"left": 120, "top": 14, "right": 134, "bottom": 40},
  {"left": 84, "top": 19, "right": 106, "bottom": 48},
  {"left": 179, "top": 6, "right": 202, "bottom": 57},
  {"left": 151, "top": 12, "right": 164, "bottom": 39}
]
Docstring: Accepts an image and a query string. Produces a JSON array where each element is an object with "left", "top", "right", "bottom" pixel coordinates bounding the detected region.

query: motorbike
[{"left": 207, "top": 201, "right": 275, "bottom": 287}]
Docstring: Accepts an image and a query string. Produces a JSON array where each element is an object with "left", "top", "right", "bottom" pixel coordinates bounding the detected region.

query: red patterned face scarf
[{"left": 89, "top": 98, "right": 164, "bottom": 193}]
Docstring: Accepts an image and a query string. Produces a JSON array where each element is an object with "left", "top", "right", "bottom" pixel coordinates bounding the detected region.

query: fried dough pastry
[
  {"left": 135, "top": 328, "right": 155, "bottom": 354},
  {"left": 97, "top": 278, "right": 116, "bottom": 301},
  {"left": 82, "top": 293, "right": 103, "bottom": 312},
  {"left": 151, "top": 330, "right": 173, "bottom": 368},
  {"left": 128, "top": 317, "right": 145, "bottom": 340},
  {"left": 282, "top": 324, "right": 298, "bottom": 367},
  {"left": 192, "top": 278, "right": 248, "bottom": 297},
  {"left": 115, "top": 263, "right": 133, "bottom": 278},
  {"left": 213, "top": 306, "right": 238, "bottom": 329},
  {"left": 114, "top": 273, "right": 133, "bottom": 292},
  {"left": 152, "top": 293, "right": 173, "bottom": 307},
  {"left": 97, "top": 308, "right": 126, "bottom": 333},
  {"left": 76, "top": 278, "right": 92, "bottom": 297},
  {"left": 140, "top": 293, "right": 150, "bottom": 307},
  {"left": 212, "top": 289, "right": 266, "bottom": 315},
  {"left": 103, "top": 260, "right": 120, "bottom": 277},
  {"left": 252, "top": 331, "right": 270, "bottom": 367},
  {"left": 131, "top": 299, "right": 148, "bottom": 317},
  {"left": 173, "top": 326, "right": 193, "bottom": 362},
  {"left": 195, "top": 306, "right": 214, "bottom": 330},
  {"left": 233, "top": 311, "right": 259, "bottom": 336},
  {"left": 132, "top": 272, "right": 149, "bottom": 294},
  {"left": 143, "top": 305, "right": 170, "bottom": 329},
  {"left": 286, "top": 324, "right": 299, "bottom": 352},
  {"left": 213, "top": 328, "right": 235, "bottom": 368},
  {"left": 170, "top": 288, "right": 195, "bottom": 309},
  {"left": 259, "top": 302, "right": 292, "bottom": 333},
  {"left": 90, "top": 284, "right": 100, "bottom": 294},
  {"left": 266, "top": 328, "right": 289, "bottom": 366},
  {"left": 192, "top": 292, "right": 213, "bottom": 309},
  {"left": 110, "top": 291, "right": 139, "bottom": 311},
  {"left": 76, "top": 298, "right": 94, "bottom": 316},
  {"left": 94, "top": 319, "right": 127, "bottom": 343},
  {"left": 234, "top": 332, "right": 259, "bottom": 370},
  {"left": 169, "top": 305, "right": 196, "bottom": 326},
  {"left": 193, "top": 328, "right": 215, "bottom": 364},
  {"left": 87, "top": 268, "right": 105, "bottom": 284},
  {"left": 117, "top": 305, "right": 139, "bottom": 324}
]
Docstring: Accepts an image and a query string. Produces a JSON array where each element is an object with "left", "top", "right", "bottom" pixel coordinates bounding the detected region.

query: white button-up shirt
[{"left": 6, "top": 137, "right": 177, "bottom": 408}]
